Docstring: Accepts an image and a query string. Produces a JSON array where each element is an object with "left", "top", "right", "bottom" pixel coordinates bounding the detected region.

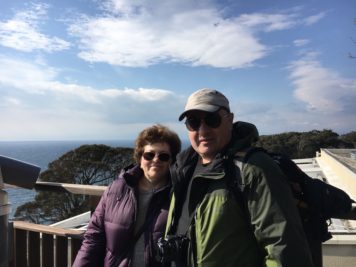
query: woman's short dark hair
[{"left": 134, "top": 124, "right": 181, "bottom": 164}]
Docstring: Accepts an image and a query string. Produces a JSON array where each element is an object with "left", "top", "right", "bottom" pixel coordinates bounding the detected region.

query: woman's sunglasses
[
  {"left": 142, "top": 152, "right": 171, "bottom": 162},
  {"left": 185, "top": 112, "right": 225, "bottom": 131}
]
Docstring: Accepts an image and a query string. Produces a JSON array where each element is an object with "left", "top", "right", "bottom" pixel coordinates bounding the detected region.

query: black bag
[
  {"left": 240, "top": 148, "right": 354, "bottom": 242},
  {"left": 266, "top": 151, "right": 354, "bottom": 241}
]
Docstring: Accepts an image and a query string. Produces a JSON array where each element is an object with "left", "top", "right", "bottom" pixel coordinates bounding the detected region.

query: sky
[{"left": 0, "top": 0, "right": 355, "bottom": 141}]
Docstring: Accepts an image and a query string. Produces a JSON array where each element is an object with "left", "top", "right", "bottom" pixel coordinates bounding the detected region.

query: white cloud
[
  {"left": 231, "top": 99, "right": 356, "bottom": 135},
  {"left": 0, "top": 3, "right": 70, "bottom": 52},
  {"left": 0, "top": 55, "right": 184, "bottom": 140},
  {"left": 229, "top": 51, "right": 356, "bottom": 134},
  {"left": 236, "top": 13, "right": 298, "bottom": 32},
  {"left": 112, "top": 88, "right": 173, "bottom": 101},
  {"left": 68, "top": 1, "right": 319, "bottom": 68},
  {"left": 293, "top": 39, "right": 310, "bottom": 47},
  {"left": 303, "top": 12, "right": 326, "bottom": 26},
  {"left": 0, "top": 55, "right": 58, "bottom": 93},
  {"left": 3, "top": 97, "right": 21, "bottom": 106},
  {"left": 288, "top": 54, "right": 356, "bottom": 113},
  {"left": 100, "top": 0, "right": 215, "bottom": 17},
  {"left": 0, "top": 55, "right": 174, "bottom": 104}
]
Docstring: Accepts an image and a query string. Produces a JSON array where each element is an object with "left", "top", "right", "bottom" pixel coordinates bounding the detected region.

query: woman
[{"left": 73, "top": 124, "right": 181, "bottom": 267}]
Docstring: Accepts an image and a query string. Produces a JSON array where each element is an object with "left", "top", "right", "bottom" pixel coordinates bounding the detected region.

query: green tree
[
  {"left": 340, "top": 131, "right": 356, "bottom": 147},
  {"left": 257, "top": 129, "right": 354, "bottom": 159},
  {"left": 14, "top": 145, "right": 134, "bottom": 224},
  {"left": 257, "top": 132, "right": 302, "bottom": 158}
]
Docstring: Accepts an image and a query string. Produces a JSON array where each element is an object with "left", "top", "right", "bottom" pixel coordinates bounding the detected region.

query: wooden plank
[
  {"left": 56, "top": 236, "right": 68, "bottom": 267},
  {"left": 28, "top": 231, "right": 40, "bottom": 267},
  {"left": 42, "top": 234, "right": 54, "bottom": 267},
  {"left": 35, "top": 181, "right": 106, "bottom": 196},
  {"left": 13, "top": 221, "right": 84, "bottom": 237},
  {"left": 15, "top": 229, "right": 27, "bottom": 267}
]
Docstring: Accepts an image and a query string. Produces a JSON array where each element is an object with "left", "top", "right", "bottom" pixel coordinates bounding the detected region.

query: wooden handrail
[
  {"left": 35, "top": 181, "right": 107, "bottom": 196},
  {"left": 12, "top": 220, "right": 85, "bottom": 237}
]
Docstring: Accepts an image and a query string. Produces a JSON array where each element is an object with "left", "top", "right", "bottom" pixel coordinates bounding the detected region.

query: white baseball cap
[{"left": 178, "top": 88, "right": 230, "bottom": 121}]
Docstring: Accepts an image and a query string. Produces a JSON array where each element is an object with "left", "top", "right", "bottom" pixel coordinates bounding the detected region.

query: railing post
[{"left": 0, "top": 170, "right": 12, "bottom": 267}]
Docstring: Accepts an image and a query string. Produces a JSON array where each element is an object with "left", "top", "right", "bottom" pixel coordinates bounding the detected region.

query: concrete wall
[
  {"left": 316, "top": 149, "right": 356, "bottom": 200},
  {"left": 317, "top": 149, "right": 356, "bottom": 266}
]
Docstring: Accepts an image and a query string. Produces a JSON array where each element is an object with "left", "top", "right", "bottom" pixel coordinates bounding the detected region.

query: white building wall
[
  {"left": 314, "top": 149, "right": 356, "bottom": 267},
  {"left": 316, "top": 149, "right": 356, "bottom": 200}
]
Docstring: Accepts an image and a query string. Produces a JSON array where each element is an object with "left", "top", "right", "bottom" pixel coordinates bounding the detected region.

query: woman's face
[{"left": 140, "top": 142, "right": 172, "bottom": 190}]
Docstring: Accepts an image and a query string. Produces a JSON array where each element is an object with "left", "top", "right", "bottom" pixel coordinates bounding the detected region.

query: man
[{"left": 163, "top": 89, "right": 314, "bottom": 266}]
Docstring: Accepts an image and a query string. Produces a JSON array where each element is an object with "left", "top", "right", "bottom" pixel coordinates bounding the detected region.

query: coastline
[{"left": 4, "top": 184, "right": 19, "bottom": 189}]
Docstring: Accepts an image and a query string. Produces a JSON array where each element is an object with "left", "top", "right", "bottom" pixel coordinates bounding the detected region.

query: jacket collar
[
  {"left": 120, "top": 164, "right": 143, "bottom": 187},
  {"left": 121, "top": 164, "right": 171, "bottom": 193}
]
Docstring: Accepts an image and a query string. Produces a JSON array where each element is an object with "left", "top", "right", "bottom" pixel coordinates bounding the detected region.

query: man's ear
[{"left": 229, "top": 112, "right": 234, "bottom": 122}]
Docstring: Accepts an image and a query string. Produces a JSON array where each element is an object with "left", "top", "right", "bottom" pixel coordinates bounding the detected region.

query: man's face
[{"left": 185, "top": 109, "right": 233, "bottom": 164}]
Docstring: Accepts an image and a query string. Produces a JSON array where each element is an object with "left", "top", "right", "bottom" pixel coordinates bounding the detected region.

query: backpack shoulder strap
[
  {"left": 241, "top": 147, "right": 267, "bottom": 162},
  {"left": 225, "top": 147, "right": 270, "bottom": 228},
  {"left": 231, "top": 147, "right": 266, "bottom": 173},
  {"left": 224, "top": 147, "right": 262, "bottom": 223}
]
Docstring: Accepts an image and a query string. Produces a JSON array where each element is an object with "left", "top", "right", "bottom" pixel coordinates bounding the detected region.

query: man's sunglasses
[
  {"left": 142, "top": 152, "right": 171, "bottom": 162},
  {"left": 185, "top": 111, "right": 227, "bottom": 131}
]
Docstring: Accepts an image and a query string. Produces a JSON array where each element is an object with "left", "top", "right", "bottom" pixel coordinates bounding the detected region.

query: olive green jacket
[{"left": 165, "top": 122, "right": 314, "bottom": 267}]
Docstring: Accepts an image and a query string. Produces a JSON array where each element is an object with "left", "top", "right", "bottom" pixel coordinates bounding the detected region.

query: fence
[{"left": 9, "top": 181, "right": 106, "bottom": 267}]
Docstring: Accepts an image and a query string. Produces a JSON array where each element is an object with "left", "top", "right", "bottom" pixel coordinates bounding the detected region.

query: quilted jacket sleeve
[{"left": 72, "top": 186, "right": 109, "bottom": 267}]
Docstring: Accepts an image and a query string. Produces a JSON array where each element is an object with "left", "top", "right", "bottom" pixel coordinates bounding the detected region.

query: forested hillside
[{"left": 256, "top": 130, "right": 356, "bottom": 159}]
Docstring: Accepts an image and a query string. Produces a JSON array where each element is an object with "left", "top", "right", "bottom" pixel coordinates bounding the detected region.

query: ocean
[{"left": 0, "top": 140, "right": 134, "bottom": 218}]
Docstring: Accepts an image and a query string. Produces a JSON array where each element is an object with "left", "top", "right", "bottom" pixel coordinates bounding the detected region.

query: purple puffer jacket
[{"left": 72, "top": 164, "right": 170, "bottom": 267}]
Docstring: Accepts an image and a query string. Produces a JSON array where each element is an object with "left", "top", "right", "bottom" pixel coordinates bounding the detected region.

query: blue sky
[{"left": 0, "top": 0, "right": 355, "bottom": 141}]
